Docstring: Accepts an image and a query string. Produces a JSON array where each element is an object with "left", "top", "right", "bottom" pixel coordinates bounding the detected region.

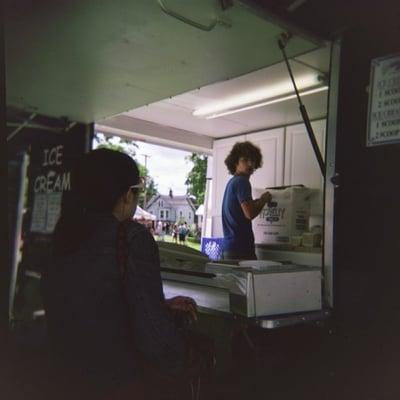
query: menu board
[
  {"left": 30, "top": 192, "right": 62, "bottom": 233},
  {"left": 367, "top": 53, "right": 400, "bottom": 146}
]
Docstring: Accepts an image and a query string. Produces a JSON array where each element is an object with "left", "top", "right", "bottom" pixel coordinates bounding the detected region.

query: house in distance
[{"left": 146, "top": 189, "right": 197, "bottom": 225}]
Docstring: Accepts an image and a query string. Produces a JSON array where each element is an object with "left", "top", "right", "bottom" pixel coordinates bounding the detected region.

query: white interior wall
[{"left": 210, "top": 119, "right": 326, "bottom": 238}]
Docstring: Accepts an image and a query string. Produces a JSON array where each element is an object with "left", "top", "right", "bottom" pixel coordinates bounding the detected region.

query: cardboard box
[{"left": 252, "top": 187, "right": 312, "bottom": 245}]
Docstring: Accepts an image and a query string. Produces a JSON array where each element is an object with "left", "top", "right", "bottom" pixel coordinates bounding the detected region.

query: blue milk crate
[{"left": 201, "top": 237, "right": 224, "bottom": 261}]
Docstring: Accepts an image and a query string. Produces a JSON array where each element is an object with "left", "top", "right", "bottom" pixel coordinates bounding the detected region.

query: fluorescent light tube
[
  {"left": 193, "top": 74, "right": 328, "bottom": 119},
  {"left": 204, "top": 86, "right": 329, "bottom": 119}
]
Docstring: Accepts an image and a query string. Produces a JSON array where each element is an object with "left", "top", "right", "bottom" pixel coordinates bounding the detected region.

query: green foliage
[
  {"left": 93, "top": 132, "right": 158, "bottom": 208},
  {"left": 93, "top": 133, "right": 137, "bottom": 157},
  {"left": 137, "top": 164, "right": 158, "bottom": 208},
  {"left": 185, "top": 153, "right": 207, "bottom": 205},
  {"left": 187, "top": 236, "right": 201, "bottom": 244}
]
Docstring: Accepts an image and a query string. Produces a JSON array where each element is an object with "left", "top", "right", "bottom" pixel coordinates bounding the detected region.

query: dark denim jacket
[{"left": 42, "top": 214, "right": 184, "bottom": 387}]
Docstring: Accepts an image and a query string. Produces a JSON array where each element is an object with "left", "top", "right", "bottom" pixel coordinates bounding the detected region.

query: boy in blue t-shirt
[{"left": 222, "top": 141, "right": 272, "bottom": 260}]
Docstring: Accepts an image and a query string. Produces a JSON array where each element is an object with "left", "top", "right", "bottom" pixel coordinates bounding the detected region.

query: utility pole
[{"left": 141, "top": 154, "right": 151, "bottom": 209}]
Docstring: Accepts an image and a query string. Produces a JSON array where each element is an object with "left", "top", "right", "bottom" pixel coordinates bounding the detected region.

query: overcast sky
[
  {"left": 135, "top": 141, "right": 193, "bottom": 196},
  {"left": 93, "top": 134, "right": 194, "bottom": 195}
]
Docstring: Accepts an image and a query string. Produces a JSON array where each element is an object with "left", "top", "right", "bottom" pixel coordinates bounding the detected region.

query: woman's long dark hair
[{"left": 53, "top": 149, "right": 140, "bottom": 257}]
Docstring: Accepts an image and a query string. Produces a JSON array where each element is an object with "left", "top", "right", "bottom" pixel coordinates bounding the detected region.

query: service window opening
[{"left": 94, "top": 40, "right": 338, "bottom": 320}]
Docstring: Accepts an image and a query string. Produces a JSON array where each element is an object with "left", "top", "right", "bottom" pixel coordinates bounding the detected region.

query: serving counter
[
  {"left": 159, "top": 241, "right": 329, "bottom": 332},
  {"left": 163, "top": 277, "right": 329, "bottom": 328}
]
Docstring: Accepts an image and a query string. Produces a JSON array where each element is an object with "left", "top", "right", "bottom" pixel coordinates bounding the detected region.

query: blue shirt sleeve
[{"left": 235, "top": 176, "right": 252, "bottom": 204}]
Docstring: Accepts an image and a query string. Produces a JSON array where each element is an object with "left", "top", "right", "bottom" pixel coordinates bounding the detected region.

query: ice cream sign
[
  {"left": 33, "top": 145, "right": 71, "bottom": 194},
  {"left": 28, "top": 130, "right": 87, "bottom": 235}
]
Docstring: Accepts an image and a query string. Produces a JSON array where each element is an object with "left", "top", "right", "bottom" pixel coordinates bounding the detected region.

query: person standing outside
[
  {"left": 183, "top": 222, "right": 189, "bottom": 245},
  {"left": 156, "top": 220, "right": 164, "bottom": 241},
  {"left": 178, "top": 223, "right": 186, "bottom": 245},
  {"left": 172, "top": 224, "right": 178, "bottom": 244},
  {"left": 222, "top": 141, "right": 272, "bottom": 260}
]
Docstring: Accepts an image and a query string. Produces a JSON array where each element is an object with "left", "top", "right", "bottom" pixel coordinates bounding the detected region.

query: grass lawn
[{"left": 157, "top": 234, "right": 201, "bottom": 252}]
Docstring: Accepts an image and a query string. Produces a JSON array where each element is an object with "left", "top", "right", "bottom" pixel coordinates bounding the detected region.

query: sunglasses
[{"left": 130, "top": 177, "right": 145, "bottom": 191}]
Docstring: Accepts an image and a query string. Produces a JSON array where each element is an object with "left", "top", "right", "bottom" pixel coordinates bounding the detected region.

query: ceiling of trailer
[
  {"left": 6, "top": 0, "right": 323, "bottom": 125},
  {"left": 96, "top": 46, "right": 329, "bottom": 152}
]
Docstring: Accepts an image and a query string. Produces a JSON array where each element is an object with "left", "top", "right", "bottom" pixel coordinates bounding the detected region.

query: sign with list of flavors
[{"left": 367, "top": 53, "right": 400, "bottom": 146}]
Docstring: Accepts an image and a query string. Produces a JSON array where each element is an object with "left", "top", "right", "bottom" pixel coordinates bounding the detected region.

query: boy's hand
[{"left": 260, "top": 191, "right": 272, "bottom": 204}]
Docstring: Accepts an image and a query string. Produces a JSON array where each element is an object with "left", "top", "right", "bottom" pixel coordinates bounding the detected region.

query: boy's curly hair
[{"left": 224, "top": 141, "right": 263, "bottom": 175}]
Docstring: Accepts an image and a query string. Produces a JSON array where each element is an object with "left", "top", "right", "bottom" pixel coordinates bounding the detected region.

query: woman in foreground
[{"left": 43, "top": 149, "right": 202, "bottom": 399}]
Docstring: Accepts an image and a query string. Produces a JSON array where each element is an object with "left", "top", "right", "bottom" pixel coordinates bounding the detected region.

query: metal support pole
[
  {"left": 278, "top": 37, "right": 326, "bottom": 177},
  {"left": 141, "top": 154, "right": 151, "bottom": 209}
]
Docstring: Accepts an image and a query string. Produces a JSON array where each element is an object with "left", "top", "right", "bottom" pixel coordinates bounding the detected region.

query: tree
[
  {"left": 137, "top": 164, "right": 158, "bottom": 209},
  {"left": 93, "top": 132, "right": 158, "bottom": 208},
  {"left": 93, "top": 133, "right": 137, "bottom": 157},
  {"left": 185, "top": 153, "right": 207, "bottom": 205}
]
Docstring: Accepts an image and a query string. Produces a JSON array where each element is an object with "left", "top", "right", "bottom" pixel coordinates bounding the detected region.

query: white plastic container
[
  {"left": 229, "top": 265, "right": 322, "bottom": 317},
  {"left": 252, "top": 186, "right": 312, "bottom": 245}
]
